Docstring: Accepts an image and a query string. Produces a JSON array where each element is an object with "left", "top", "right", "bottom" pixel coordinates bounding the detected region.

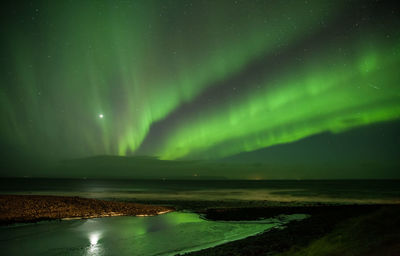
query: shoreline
[
  {"left": 180, "top": 204, "right": 400, "bottom": 256},
  {"left": 1, "top": 194, "right": 399, "bottom": 255},
  {"left": 0, "top": 194, "right": 173, "bottom": 225}
]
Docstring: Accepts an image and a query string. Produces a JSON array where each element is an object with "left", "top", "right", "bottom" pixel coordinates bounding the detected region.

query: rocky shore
[
  {"left": 180, "top": 204, "right": 400, "bottom": 256},
  {"left": 0, "top": 194, "right": 173, "bottom": 225}
]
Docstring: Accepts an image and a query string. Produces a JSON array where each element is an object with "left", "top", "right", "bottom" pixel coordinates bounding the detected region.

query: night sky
[{"left": 0, "top": 0, "right": 399, "bottom": 178}]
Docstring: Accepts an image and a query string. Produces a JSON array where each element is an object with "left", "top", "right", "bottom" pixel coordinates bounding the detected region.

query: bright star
[{"left": 99, "top": 114, "right": 104, "bottom": 119}]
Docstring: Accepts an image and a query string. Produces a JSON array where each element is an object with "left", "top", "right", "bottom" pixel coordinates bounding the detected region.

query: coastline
[
  {"left": 180, "top": 204, "right": 400, "bottom": 256},
  {"left": 0, "top": 194, "right": 173, "bottom": 225},
  {"left": 1, "top": 194, "right": 399, "bottom": 256}
]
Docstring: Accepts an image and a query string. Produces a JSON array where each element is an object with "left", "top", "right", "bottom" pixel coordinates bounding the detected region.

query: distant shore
[{"left": 0, "top": 195, "right": 173, "bottom": 225}]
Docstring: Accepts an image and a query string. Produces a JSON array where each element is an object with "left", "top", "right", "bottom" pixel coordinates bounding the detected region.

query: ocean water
[
  {"left": 0, "top": 212, "right": 307, "bottom": 256},
  {"left": 0, "top": 178, "right": 399, "bottom": 204}
]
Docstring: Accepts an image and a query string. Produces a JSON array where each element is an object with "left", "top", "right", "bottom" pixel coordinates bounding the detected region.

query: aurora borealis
[{"left": 0, "top": 0, "right": 399, "bottom": 178}]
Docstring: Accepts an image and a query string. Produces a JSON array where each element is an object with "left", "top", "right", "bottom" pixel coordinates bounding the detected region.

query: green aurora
[{"left": 0, "top": 0, "right": 399, "bottom": 177}]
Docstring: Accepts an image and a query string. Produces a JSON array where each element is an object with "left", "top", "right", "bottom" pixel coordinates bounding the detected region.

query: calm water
[
  {"left": 1, "top": 179, "right": 398, "bottom": 255},
  {"left": 1, "top": 178, "right": 399, "bottom": 204},
  {"left": 0, "top": 212, "right": 307, "bottom": 256}
]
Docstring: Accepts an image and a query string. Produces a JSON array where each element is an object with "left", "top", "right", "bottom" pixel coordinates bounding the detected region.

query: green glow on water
[{"left": 0, "top": 212, "right": 308, "bottom": 256}]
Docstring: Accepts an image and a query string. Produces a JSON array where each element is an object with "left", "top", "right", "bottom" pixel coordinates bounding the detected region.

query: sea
[{"left": 1, "top": 178, "right": 399, "bottom": 204}]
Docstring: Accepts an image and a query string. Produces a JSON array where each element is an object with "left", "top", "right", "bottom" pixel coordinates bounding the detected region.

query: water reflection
[
  {"left": 86, "top": 232, "right": 102, "bottom": 256},
  {"left": 90, "top": 232, "right": 100, "bottom": 245},
  {"left": 0, "top": 212, "right": 307, "bottom": 256}
]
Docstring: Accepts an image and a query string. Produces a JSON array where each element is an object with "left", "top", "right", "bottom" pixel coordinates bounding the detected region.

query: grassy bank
[{"left": 277, "top": 206, "right": 400, "bottom": 256}]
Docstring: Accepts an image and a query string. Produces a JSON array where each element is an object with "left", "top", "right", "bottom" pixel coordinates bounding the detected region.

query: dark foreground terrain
[
  {"left": 179, "top": 204, "right": 400, "bottom": 256},
  {"left": 0, "top": 194, "right": 173, "bottom": 225}
]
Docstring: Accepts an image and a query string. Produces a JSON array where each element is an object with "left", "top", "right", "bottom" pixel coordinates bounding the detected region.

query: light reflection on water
[
  {"left": 86, "top": 232, "right": 102, "bottom": 256},
  {"left": 90, "top": 232, "right": 100, "bottom": 245},
  {"left": 0, "top": 212, "right": 307, "bottom": 256}
]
